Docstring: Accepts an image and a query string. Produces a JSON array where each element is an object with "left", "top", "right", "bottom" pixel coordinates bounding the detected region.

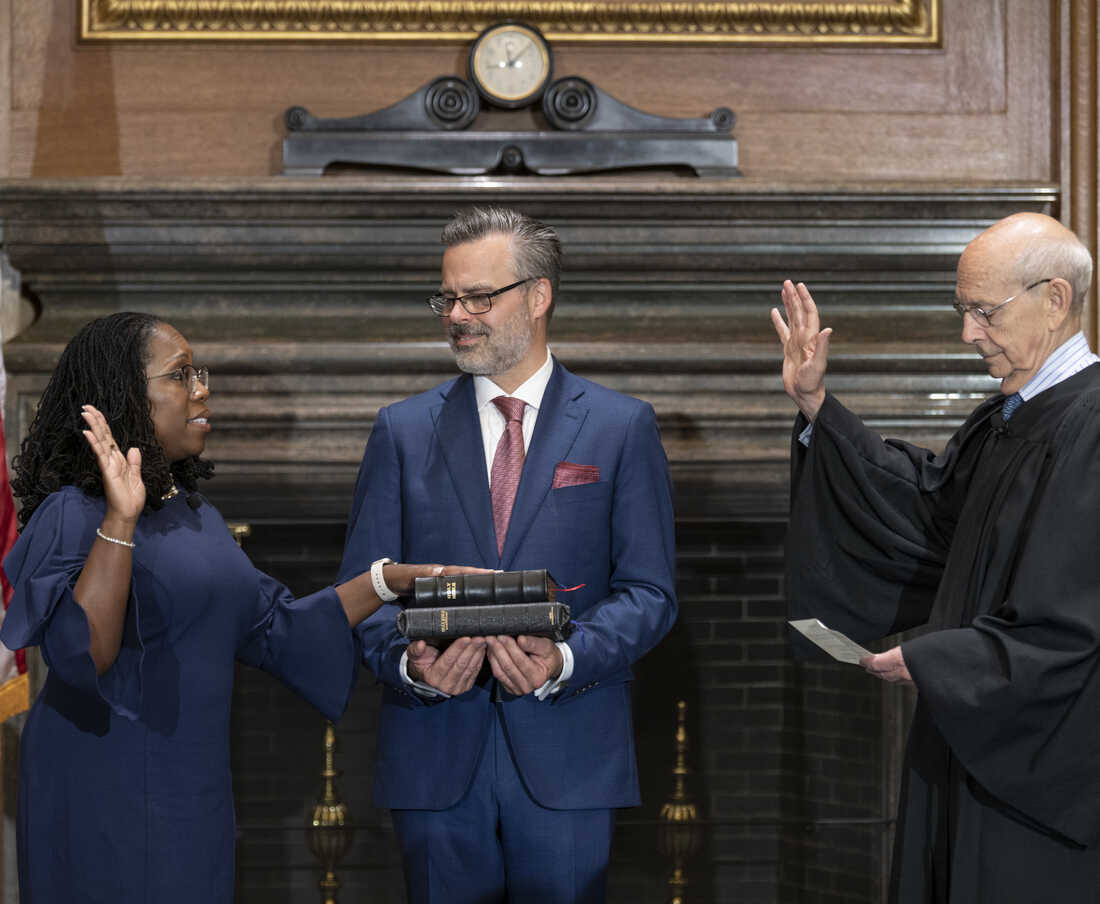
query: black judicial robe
[{"left": 786, "top": 363, "right": 1100, "bottom": 904}]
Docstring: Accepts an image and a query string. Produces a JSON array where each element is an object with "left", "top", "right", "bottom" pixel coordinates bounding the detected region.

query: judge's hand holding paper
[
  {"left": 788, "top": 617, "right": 913, "bottom": 683},
  {"left": 859, "top": 644, "right": 911, "bottom": 684}
]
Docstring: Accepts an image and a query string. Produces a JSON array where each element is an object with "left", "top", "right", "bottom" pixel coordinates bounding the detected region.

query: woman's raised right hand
[{"left": 81, "top": 405, "right": 145, "bottom": 523}]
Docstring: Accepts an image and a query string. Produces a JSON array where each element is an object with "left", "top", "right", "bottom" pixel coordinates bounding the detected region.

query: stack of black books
[{"left": 395, "top": 570, "right": 571, "bottom": 643}]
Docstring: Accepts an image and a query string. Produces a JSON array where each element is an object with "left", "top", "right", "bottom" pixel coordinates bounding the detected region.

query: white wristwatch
[{"left": 370, "top": 557, "right": 399, "bottom": 602}]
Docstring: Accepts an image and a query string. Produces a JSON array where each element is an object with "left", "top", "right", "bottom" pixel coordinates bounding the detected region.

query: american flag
[{"left": 0, "top": 331, "right": 30, "bottom": 721}]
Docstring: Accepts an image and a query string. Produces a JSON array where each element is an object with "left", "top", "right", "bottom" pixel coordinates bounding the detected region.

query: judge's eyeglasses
[{"left": 952, "top": 278, "right": 1052, "bottom": 326}]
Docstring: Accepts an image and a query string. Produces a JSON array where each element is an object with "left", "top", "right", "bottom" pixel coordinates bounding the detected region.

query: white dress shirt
[
  {"left": 401, "top": 349, "right": 575, "bottom": 700},
  {"left": 474, "top": 348, "right": 555, "bottom": 483}
]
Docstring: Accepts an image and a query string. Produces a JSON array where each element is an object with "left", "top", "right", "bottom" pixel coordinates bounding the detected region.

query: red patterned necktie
[{"left": 491, "top": 396, "right": 527, "bottom": 556}]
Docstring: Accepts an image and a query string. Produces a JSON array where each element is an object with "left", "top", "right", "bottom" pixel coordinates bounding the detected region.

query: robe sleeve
[
  {"left": 904, "top": 390, "right": 1100, "bottom": 847},
  {"left": 786, "top": 392, "right": 981, "bottom": 646},
  {"left": 0, "top": 490, "right": 146, "bottom": 719},
  {"left": 235, "top": 572, "right": 359, "bottom": 723}
]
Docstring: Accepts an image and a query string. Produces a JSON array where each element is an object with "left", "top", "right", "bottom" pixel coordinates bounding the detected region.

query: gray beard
[
  {"left": 448, "top": 310, "right": 534, "bottom": 377},
  {"left": 453, "top": 341, "right": 528, "bottom": 375}
]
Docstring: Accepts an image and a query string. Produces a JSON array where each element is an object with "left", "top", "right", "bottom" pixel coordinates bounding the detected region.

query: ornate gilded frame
[{"left": 80, "top": 0, "right": 940, "bottom": 45}]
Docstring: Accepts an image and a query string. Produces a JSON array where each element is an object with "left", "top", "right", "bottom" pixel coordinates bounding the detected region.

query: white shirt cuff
[
  {"left": 399, "top": 649, "right": 451, "bottom": 699},
  {"left": 534, "top": 641, "right": 574, "bottom": 701}
]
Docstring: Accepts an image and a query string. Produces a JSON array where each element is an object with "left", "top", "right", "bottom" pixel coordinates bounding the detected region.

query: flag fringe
[{"left": 0, "top": 672, "right": 30, "bottom": 723}]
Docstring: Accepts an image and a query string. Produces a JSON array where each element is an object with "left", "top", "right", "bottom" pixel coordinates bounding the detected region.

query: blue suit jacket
[{"left": 338, "top": 359, "right": 677, "bottom": 810}]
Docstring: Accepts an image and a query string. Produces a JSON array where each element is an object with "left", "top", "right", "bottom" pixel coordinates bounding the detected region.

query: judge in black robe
[{"left": 772, "top": 212, "right": 1100, "bottom": 903}]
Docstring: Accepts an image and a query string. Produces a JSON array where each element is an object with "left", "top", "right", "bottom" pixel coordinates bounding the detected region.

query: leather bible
[
  {"left": 396, "top": 602, "right": 572, "bottom": 642},
  {"left": 410, "top": 569, "right": 555, "bottom": 607}
]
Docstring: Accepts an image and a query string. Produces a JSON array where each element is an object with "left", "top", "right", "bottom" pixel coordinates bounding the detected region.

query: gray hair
[
  {"left": 1015, "top": 231, "right": 1093, "bottom": 313},
  {"left": 441, "top": 207, "right": 563, "bottom": 304}
]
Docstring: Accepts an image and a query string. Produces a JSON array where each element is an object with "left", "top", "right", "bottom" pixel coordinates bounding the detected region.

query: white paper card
[{"left": 788, "top": 618, "right": 872, "bottom": 665}]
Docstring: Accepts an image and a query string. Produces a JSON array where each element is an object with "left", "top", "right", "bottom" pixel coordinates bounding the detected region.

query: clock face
[{"left": 469, "top": 24, "right": 552, "bottom": 109}]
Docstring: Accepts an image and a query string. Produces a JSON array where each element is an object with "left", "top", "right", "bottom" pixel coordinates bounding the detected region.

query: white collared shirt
[{"left": 474, "top": 347, "right": 555, "bottom": 482}]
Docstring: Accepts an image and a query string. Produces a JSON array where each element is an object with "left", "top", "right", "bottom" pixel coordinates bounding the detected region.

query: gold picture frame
[{"left": 80, "top": 0, "right": 940, "bottom": 45}]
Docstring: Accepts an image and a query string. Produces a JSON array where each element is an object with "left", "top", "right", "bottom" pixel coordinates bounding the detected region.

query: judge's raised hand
[
  {"left": 486, "top": 635, "right": 562, "bottom": 696},
  {"left": 860, "top": 646, "right": 913, "bottom": 686},
  {"left": 770, "top": 280, "right": 833, "bottom": 421},
  {"left": 81, "top": 405, "right": 144, "bottom": 524},
  {"left": 407, "top": 636, "right": 487, "bottom": 696}
]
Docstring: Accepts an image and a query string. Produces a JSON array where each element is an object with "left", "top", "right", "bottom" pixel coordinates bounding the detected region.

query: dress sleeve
[
  {"left": 904, "top": 393, "right": 1100, "bottom": 847},
  {"left": 0, "top": 490, "right": 146, "bottom": 719},
  {"left": 235, "top": 571, "right": 359, "bottom": 723},
  {"left": 785, "top": 392, "right": 978, "bottom": 646}
]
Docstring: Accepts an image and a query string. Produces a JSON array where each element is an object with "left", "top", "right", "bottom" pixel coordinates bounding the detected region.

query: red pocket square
[{"left": 553, "top": 462, "right": 600, "bottom": 489}]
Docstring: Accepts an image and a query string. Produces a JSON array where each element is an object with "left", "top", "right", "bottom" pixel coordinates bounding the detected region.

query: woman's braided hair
[{"left": 11, "top": 313, "right": 213, "bottom": 528}]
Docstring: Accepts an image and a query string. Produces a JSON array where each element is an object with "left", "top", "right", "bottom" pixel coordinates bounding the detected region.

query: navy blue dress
[{"left": 0, "top": 486, "right": 358, "bottom": 903}]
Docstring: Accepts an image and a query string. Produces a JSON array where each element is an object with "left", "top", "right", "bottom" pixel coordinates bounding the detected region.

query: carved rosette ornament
[{"left": 81, "top": 0, "right": 940, "bottom": 44}]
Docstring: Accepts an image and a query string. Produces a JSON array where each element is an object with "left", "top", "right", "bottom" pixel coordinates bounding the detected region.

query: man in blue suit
[{"left": 339, "top": 207, "right": 677, "bottom": 903}]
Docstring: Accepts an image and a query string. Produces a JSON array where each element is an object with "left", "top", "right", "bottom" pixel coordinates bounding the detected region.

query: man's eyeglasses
[
  {"left": 952, "top": 278, "right": 1052, "bottom": 326},
  {"left": 148, "top": 364, "right": 210, "bottom": 394},
  {"left": 426, "top": 278, "right": 536, "bottom": 316}
]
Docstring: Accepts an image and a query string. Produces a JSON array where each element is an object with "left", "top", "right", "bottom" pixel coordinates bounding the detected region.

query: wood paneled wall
[
  {"left": 1061, "top": 0, "right": 1100, "bottom": 342},
  {"left": 0, "top": 0, "right": 1057, "bottom": 183}
]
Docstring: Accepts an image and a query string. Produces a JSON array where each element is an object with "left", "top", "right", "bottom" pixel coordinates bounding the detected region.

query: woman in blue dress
[{"left": 0, "top": 313, "right": 475, "bottom": 902}]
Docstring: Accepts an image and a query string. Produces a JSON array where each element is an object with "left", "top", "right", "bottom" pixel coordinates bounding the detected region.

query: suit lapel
[
  {"left": 500, "top": 361, "right": 589, "bottom": 568},
  {"left": 432, "top": 375, "right": 498, "bottom": 567}
]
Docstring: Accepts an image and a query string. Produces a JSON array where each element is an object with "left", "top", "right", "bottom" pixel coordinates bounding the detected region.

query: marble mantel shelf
[{"left": 0, "top": 175, "right": 1060, "bottom": 214}]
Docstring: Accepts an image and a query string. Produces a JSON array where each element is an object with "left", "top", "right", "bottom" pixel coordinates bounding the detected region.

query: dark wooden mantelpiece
[{"left": 0, "top": 178, "right": 1056, "bottom": 525}]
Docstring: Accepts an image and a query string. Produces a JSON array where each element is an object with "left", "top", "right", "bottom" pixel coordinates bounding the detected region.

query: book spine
[
  {"left": 411, "top": 570, "right": 552, "bottom": 607},
  {"left": 397, "top": 602, "right": 571, "bottom": 641}
]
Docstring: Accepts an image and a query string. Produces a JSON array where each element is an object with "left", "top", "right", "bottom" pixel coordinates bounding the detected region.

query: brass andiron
[
  {"left": 659, "top": 700, "right": 702, "bottom": 904},
  {"left": 226, "top": 522, "right": 252, "bottom": 548},
  {"left": 308, "top": 721, "right": 355, "bottom": 904}
]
